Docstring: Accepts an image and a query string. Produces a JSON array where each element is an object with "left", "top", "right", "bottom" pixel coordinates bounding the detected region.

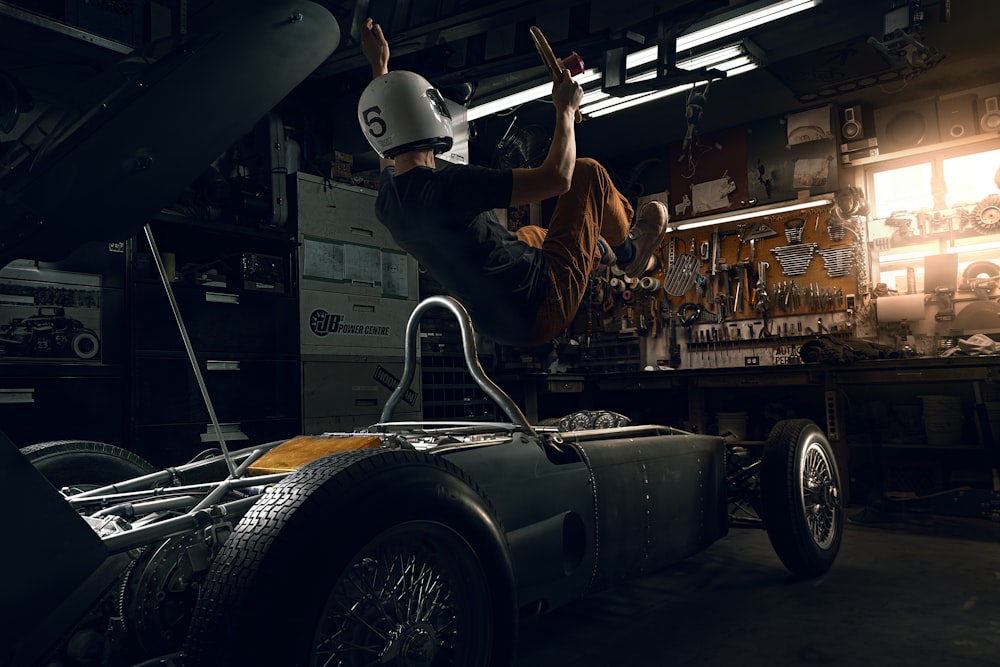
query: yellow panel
[{"left": 248, "top": 435, "right": 380, "bottom": 475}]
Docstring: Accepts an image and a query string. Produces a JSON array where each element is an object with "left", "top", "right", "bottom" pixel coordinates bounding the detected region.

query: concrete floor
[{"left": 516, "top": 512, "right": 1000, "bottom": 667}]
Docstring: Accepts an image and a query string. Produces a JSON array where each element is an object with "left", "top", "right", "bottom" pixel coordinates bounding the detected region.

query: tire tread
[
  {"left": 186, "top": 448, "right": 515, "bottom": 666},
  {"left": 760, "top": 419, "right": 842, "bottom": 578}
]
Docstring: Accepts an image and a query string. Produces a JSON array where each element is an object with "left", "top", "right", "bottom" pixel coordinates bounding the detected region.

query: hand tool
[{"left": 529, "top": 26, "right": 583, "bottom": 123}]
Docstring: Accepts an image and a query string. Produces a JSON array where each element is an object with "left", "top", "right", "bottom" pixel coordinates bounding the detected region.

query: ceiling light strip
[
  {"left": 672, "top": 196, "right": 832, "bottom": 231},
  {"left": 467, "top": 0, "right": 817, "bottom": 121},
  {"left": 466, "top": 68, "right": 602, "bottom": 121},
  {"left": 584, "top": 82, "right": 698, "bottom": 118},
  {"left": 581, "top": 45, "right": 747, "bottom": 107},
  {"left": 675, "top": 44, "right": 744, "bottom": 70},
  {"left": 623, "top": 0, "right": 816, "bottom": 70},
  {"left": 676, "top": 0, "right": 819, "bottom": 51},
  {"left": 582, "top": 63, "right": 758, "bottom": 118}
]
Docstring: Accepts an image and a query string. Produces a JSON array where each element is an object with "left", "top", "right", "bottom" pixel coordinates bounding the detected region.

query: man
[{"left": 357, "top": 18, "right": 667, "bottom": 346}]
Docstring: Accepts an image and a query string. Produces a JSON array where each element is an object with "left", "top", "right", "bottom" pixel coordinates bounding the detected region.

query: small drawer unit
[
  {"left": 131, "top": 283, "right": 298, "bottom": 356},
  {"left": 292, "top": 174, "right": 421, "bottom": 431},
  {"left": 299, "top": 234, "right": 418, "bottom": 301},
  {"left": 129, "top": 218, "right": 302, "bottom": 464},
  {"left": 294, "top": 174, "right": 398, "bottom": 249},
  {"left": 133, "top": 356, "right": 300, "bottom": 425},
  {"left": 0, "top": 372, "right": 125, "bottom": 447},
  {"left": 302, "top": 353, "right": 422, "bottom": 433},
  {"left": 294, "top": 173, "right": 417, "bottom": 301},
  {"left": 300, "top": 290, "right": 415, "bottom": 357}
]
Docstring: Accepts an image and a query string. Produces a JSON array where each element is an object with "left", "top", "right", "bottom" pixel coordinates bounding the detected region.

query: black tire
[
  {"left": 20, "top": 440, "right": 155, "bottom": 491},
  {"left": 760, "top": 419, "right": 842, "bottom": 577},
  {"left": 186, "top": 448, "right": 518, "bottom": 667},
  {"left": 71, "top": 330, "right": 100, "bottom": 359}
]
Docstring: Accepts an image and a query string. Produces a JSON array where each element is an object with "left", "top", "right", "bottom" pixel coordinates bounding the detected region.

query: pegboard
[
  {"left": 567, "top": 203, "right": 863, "bottom": 371},
  {"left": 659, "top": 205, "right": 861, "bottom": 327}
]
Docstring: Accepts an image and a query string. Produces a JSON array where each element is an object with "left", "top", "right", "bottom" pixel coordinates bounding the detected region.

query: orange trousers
[{"left": 515, "top": 158, "right": 633, "bottom": 345}]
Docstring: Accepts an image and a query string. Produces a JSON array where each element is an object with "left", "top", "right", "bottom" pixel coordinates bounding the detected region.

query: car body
[{"left": 0, "top": 3, "right": 843, "bottom": 665}]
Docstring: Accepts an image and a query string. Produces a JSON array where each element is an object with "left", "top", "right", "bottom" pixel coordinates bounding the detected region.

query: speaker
[
  {"left": 980, "top": 95, "right": 1000, "bottom": 132},
  {"left": 874, "top": 99, "right": 940, "bottom": 153},
  {"left": 840, "top": 104, "right": 872, "bottom": 141},
  {"left": 937, "top": 93, "right": 978, "bottom": 139}
]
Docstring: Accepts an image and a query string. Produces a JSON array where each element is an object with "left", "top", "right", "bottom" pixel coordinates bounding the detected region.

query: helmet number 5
[{"left": 362, "top": 106, "right": 387, "bottom": 138}]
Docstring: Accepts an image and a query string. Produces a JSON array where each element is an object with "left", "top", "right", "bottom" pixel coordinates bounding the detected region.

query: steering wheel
[{"left": 529, "top": 26, "right": 582, "bottom": 123}]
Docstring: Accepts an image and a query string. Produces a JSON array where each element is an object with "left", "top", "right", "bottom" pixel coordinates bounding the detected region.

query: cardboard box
[{"left": 330, "top": 151, "right": 354, "bottom": 183}]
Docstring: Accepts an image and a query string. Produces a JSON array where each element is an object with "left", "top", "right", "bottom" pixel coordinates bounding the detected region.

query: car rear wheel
[
  {"left": 20, "top": 439, "right": 154, "bottom": 491},
  {"left": 71, "top": 330, "right": 100, "bottom": 359},
  {"left": 186, "top": 448, "right": 517, "bottom": 667},
  {"left": 760, "top": 419, "right": 842, "bottom": 577}
]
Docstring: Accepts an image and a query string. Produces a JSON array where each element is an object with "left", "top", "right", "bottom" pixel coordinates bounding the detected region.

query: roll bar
[{"left": 380, "top": 296, "right": 536, "bottom": 436}]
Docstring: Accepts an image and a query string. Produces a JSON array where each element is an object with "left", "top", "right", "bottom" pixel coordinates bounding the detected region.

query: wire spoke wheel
[
  {"left": 186, "top": 449, "right": 517, "bottom": 667},
  {"left": 800, "top": 441, "right": 838, "bottom": 550},
  {"left": 761, "top": 419, "right": 843, "bottom": 577},
  {"left": 314, "top": 522, "right": 491, "bottom": 667}
]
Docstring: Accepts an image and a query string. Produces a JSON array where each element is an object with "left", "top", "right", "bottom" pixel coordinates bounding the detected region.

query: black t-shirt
[{"left": 375, "top": 164, "right": 548, "bottom": 344}]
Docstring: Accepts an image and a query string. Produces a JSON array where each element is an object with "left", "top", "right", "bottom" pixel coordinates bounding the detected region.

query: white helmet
[{"left": 358, "top": 71, "right": 453, "bottom": 158}]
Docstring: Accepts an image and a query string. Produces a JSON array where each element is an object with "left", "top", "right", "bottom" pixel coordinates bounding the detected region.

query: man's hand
[
  {"left": 361, "top": 17, "right": 389, "bottom": 78},
  {"left": 550, "top": 69, "right": 582, "bottom": 119}
]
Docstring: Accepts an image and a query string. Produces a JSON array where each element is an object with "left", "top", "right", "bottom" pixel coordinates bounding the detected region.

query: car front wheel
[
  {"left": 760, "top": 419, "right": 842, "bottom": 577},
  {"left": 186, "top": 448, "right": 518, "bottom": 667}
]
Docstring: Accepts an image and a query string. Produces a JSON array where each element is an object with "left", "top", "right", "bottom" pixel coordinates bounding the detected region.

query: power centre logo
[{"left": 308, "top": 309, "right": 392, "bottom": 338}]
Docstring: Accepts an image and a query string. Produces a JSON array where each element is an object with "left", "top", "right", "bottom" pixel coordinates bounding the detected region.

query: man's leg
[{"left": 527, "top": 158, "right": 634, "bottom": 344}]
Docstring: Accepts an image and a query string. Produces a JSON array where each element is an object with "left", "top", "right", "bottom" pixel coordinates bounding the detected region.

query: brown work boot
[{"left": 622, "top": 200, "right": 668, "bottom": 276}]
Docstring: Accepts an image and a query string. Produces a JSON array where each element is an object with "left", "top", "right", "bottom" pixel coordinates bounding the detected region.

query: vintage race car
[
  {"left": 0, "top": 2, "right": 843, "bottom": 666},
  {"left": 7, "top": 294, "right": 842, "bottom": 667}
]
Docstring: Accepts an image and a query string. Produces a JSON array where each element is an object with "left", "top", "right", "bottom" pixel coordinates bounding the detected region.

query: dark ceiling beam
[{"left": 312, "top": 0, "right": 586, "bottom": 78}]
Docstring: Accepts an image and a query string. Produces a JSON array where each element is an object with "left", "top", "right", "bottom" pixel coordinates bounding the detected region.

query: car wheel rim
[
  {"left": 800, "top": 440, "right": 839, "bottom": 550},
  {"left": 311, "top": 522, "right": 490, "bottom": 667}
]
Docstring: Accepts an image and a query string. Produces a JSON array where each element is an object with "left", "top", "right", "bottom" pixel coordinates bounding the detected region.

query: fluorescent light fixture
[
  {"left": 581, "top": 42, "right": 760, "bottom": 118},
  {"left": 879, "top": 239, "right": 1000, "bottom": 264},
  {"left": 622, "top": 0, "right": 817, "bottom": 72},
  {"left": 675, "top": 44, "right": 744, "bottom": 70},
  {"left": 947, "top": 240, "right": 1000, "bottom": 254},
  {"left": 466, "top": 68, "right": 602, "bottom": 121},
  {"left": 671, "top": 196, "right": 833, "bottom": 231},
  {"left": 466, "top": 0, "right": 817, "bottom": 122},
  {"left": 583, "top": 82, "right": 698, "bottom": 118},
  {"left": 676, "top": 0, "right": 819, "bottom": 51},
  {"left": 877, "top": 250, "right": 931, "bottom": 264},
  {"left": 581, "top": 63, "right": 758, "bottom": 118}
]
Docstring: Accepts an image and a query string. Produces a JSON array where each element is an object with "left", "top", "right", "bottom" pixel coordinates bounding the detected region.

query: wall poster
[{"left": 0, "top": 269, "right": 103, "bottom": 361}]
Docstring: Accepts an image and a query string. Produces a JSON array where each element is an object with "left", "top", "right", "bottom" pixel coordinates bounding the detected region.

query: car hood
[{"left": 0, "top": 0, "right": 339, "bottom": 268}]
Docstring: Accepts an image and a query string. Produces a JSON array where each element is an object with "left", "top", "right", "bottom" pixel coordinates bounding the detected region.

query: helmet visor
[{"left": 426, "top": 88, "right": 451, "bottom": 120}]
